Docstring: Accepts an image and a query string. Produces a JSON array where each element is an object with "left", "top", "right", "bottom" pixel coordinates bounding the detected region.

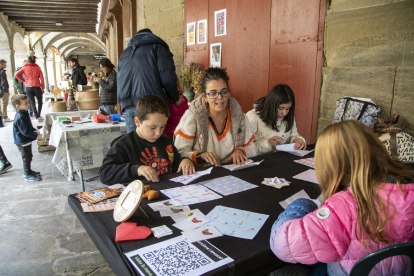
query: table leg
[{"left": 77, "top": 170, "right": 85, "bottom": 191}]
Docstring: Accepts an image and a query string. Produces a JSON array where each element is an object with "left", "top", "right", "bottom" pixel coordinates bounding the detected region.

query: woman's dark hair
[
  {"left": 255, "top": 84, "right": 295, "bottom": 132},
  {"left": 28, "top": 56, "right": 36, "bottom": 64},
  {"left": 99, "top": 58, "right": 115, "bottom": 71},
  {"left": 69, "top": 58, "right": 78, "bottom": 65},
  {"left": 201, "top": 67, "right": 230, "bottom": 93}
]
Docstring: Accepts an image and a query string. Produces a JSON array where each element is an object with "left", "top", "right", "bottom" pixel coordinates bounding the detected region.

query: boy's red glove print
[{"left": 140, "top": 147, "right": 171, "bottom": 175}]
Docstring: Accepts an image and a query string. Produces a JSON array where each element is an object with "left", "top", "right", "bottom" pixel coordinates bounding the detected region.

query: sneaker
[
  {"left": 24, "top": 173, "right": 41, "bottom": 181},
  {"left": 0, "top": 162, "right": 12, "bottom": 175},
  {"left": 3, "top": 117, "right": 12, "bottom": 122},
  {"left": 23, "top": 170, "right": 41, "bottom": 178}
]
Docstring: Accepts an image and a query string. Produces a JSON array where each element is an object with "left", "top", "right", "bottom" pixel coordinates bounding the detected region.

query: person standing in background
[
  {"left": 13, "top": 60, "right": 33, "bottom": 116},
  {"left": 15, "top": 56, "right": 45, "bottom": 122},
  {"left": 93, "top": 58, "right": 117, "bottom": 115},
  {"left": 69, "top": 58, "right": 87, "bottom": 88},
  {"left": 0, "top": 59, "right": 11, "bottom": 122}
]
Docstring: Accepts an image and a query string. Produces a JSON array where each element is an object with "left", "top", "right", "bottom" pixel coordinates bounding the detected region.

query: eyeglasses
[{"left": 204, "top": 89, "right": 231, "bottom": 99}]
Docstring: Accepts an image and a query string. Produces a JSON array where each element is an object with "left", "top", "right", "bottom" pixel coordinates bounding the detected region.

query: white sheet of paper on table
[
  {"left": 124, "top": 236, "right": 234, "bottom": 276},
  {"left": 279, "top": 189, "right": 312, "bottom": 209},
  {"left": 170, "top": 167, "right": 213, "bottom": 185},
  {"left": 148, "top": 199, "right": 179, "bottom": 212},
  {"left": 293, "top": 169, "right": 319, "bottom": 184},
  {"left": 159, "top": 206, "right": 191, "bottom": 217},
  {"left": 182, "top": 225, "right": 223, "bottom": 243},
  {"left": 222, "top": 159, "right": 263, "bottom": 171},
  {"left": 275, "top": 143, "right": 314, "bottom": 157},
  {"left": 172, "top": 214, "right": 210, "bottom": 231},
  {"left": 171, "top": 209, "right": 206, "bottom": 222}
]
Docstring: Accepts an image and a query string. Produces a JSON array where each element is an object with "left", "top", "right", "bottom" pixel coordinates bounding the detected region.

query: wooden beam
[
  {"left": 24, "top": 27, "right": 96, "bottom": 31},
  {"left": 9, "top": 17, "right": 98, "bottom": 23},
  {"left": 4, "top": 12, "right": 97, "bottom": 18},
  {"left": 0, "top": 2, "right": 98, "bottom": 8},
  {"left": 0, "top": 7, "right": 98, "bottom": 13}
]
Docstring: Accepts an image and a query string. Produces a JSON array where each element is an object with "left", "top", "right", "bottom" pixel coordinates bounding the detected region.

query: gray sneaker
[
  {"left": 0, "top": 162, "right": 12, "bottom": 175},
  {"left": 24, "top": 173, "right": 41, "bottom": 181},
  {"left": 3, "top": 117, "right": 12, "bottom": 122}
]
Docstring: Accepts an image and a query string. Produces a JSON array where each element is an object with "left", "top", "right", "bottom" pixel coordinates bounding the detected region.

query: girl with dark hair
[
  {"left": 69, "top": 58, "right": 87, "bottom": 87},
  {"left": 93, "top": 58, "right": 117, "bottom": 115},
  {"left": 14, "top": 56, "right": 45, "bottom": 121},
  {"left": 174, "top": 67, "right": 257, "bottom": 167},
  {"left": 246, "top": 84, "right": 305, "bottom": 154}
]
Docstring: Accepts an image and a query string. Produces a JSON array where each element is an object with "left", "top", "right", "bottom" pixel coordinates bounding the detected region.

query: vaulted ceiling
[{"left": 0, "top": 0, "right": 99, "bottom": 33}]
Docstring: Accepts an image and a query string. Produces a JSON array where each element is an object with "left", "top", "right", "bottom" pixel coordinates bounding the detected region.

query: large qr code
[{"left": 142, "top": 240, "right": 211, "bottom": 275}]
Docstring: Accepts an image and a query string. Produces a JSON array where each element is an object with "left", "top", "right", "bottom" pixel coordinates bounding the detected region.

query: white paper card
[
  {"left": 276, "top": 143, "right": 295, "bottom": 151},
  {"left": 279, "top": 189, "right": 312, "bottom": 209},
  {"left": 173, "top": 214, "right": 210, "bottom": 231},
  {"left": 171, "top": 209, "right": 206, "bottom": 223},
  {"left": 159, "top": 206, "right": 191, "bottom": 217},
  {"left": 148, "top": 199, "right": 178, "bottom": 212},
  {"left": 182, "top": 226, "right": 223, "bottom": 243},
  {"left": 293, "top": 169, "right": 319, "bottom": 184},
  {"left": 151, "top": 225, "right": 173, "bottom": 238}
]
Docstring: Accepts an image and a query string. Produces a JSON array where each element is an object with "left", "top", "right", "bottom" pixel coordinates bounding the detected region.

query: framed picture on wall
[
  {"left": 197, "top": 19, "right": 207, "bottom": 44},
  {"left": 210, "top": 43, "right": 222, "bottom": 68},
  {"left": 187, "top": 22, "right": 196, "bottom": 45},
  {"left": 214, "top": 9, "right": 226, "bottom": 36}
]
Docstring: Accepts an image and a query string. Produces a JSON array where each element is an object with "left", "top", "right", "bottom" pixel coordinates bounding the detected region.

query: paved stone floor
[{"left": 0, "top": 106, "right": 116, "bottom": 276}]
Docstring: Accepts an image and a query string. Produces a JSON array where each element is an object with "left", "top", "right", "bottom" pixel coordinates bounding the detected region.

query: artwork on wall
[
  {"left": 197, "top": 19, "right": 207, "bottom": 44},
  {"left": 214, "top": 9, "right": 226, "bottom": 36},
  {"left": 210, "top": 43, "right": 222, "bottom": 68},
  {"left": 187, "top": 22, "right": 196, "bottom": 45}
]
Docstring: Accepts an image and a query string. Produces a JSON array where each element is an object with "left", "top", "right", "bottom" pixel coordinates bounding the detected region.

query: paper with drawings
[
  {"left": 182, "top": 226, "right": 223, "bottom": 243},
  {"left": 148, "top": 199, "right": 178, "bottom": 212},
  {"left": 293, "top": 169, "right": 319, "bottom": 184},
  {"left": 205, "top": 205, "right": 269, "bottom": 240},
  {"left": 170, "top": 167, "right": 213, "bottom": 185},
  {"left": 294, "top": 157, "right": 315, "bottom": 168},
  {"left": 125, "top": 236, "right": 234, "bottom": 276},
  {"left": 222, "top": 159, "right": 263, "bottom": 171},
  {"left": 199, "top": 175, "right": 258, "bottom": 196},
  {"left": 170, "top": 208, "right": 205, "bottom": 222},
  {"left": 173, "top": 214, "right": 210, "bottom": 231},
  {"left": 161, "top": 184, "right": 222, "bottom": 206},
  {"left": 159, "top": 206, "right": 190, "bottom": 217}
]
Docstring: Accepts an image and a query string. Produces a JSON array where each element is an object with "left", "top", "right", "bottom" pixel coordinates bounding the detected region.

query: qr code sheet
[{"left": 142, "top": 240, "right": 211, "bottom": 275}]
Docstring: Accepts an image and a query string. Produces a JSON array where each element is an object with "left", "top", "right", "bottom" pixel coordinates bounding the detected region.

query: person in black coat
[
  {"left": 69, "top": 58, "right": 87, "bottom": 88},
  {"left": 117, "top": 28, "right": 184, "bottom": 133},
  {"left": 93, "top": 58, "right": 117, "bottom": 115}
]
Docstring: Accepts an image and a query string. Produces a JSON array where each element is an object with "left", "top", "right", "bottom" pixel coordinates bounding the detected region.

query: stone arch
[
  {"left": 43, "top": 33, "right": 105, "bottom": 55},
  {"left": 64, "top": 47, "right": 81, "bottom": 59},
  {"left": 13, "top": 32, "right": 27, "bottom": 69},
  {"left": 30, "top": 32, "right": 59, "bottom": 50},
  {"left": 55, "top": 38, "right": 105, "bottom": 54}
]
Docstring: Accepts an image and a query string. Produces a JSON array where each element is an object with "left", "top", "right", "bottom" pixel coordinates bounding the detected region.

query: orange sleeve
[
  {"left": 191, "top": 151, "right": 203, "bottom": 166},
  {"left": 243, "top": 134, "right": 255, "bottom": 147},
  {"left": 174, "top": 129, "right": 195, "bottom": 140}
]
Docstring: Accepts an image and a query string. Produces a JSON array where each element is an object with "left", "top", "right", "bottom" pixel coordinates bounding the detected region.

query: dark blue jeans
[
  {"left": 22, "top": 92, "right": 33, "bottom": 116},
  {"left": 123, "top": 106, "right": 136, "bottom": 133},
  {"left": 26, "top": 87, "right": 42, "bottom": 119}
]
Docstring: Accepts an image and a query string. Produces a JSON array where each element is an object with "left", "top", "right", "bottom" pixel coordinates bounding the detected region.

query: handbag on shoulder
[
  {"left": 374, "top": 114, "right": 414, "bottom": 163},
  {"left": 332, "top": 97, "right": 381, "bottom": 129}
]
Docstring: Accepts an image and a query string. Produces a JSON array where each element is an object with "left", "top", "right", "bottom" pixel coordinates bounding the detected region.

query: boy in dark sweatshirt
[
  {"left": 12, "top": 94, "right": 41, "bottom": 181},
  {"left": 99, "top": 95, "right": 195, "bottom": 185}
]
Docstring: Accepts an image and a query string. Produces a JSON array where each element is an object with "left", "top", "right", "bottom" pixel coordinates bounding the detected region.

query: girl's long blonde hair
[{"left": 315, "top": 120, "right": 414, "bottom": 245}]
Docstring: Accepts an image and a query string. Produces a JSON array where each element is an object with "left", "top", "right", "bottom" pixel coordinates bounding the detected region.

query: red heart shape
[{"left": 115, "top": 222, "right": 152, "bottom": 242}]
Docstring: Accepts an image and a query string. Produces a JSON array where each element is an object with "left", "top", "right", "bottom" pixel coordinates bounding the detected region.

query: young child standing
[
  {"left": 270, "top": 120, "right": 414, "bottom": 275},
  {"left": 12, "top": 94, "right": 41, "bottom": 181},
  {"left": 246, "top": 84, "right": 305, "bottom": 154},
  {"left": 99, "top": 95, "right": 195, "bottom": 185}
]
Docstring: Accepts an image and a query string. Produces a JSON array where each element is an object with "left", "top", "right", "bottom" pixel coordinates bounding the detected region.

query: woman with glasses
[
  {"left": 93, "top": 58, "right": 117, "bottom": 115},
  {"left": 246, "top": 84, "right": 306, "bottom": 154},
  {"left": 174, "top": 67, "right": 257, "bottom": 167}
]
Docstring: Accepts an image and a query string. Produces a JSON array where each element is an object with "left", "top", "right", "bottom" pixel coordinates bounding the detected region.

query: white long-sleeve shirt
[{"left": 246, "top": 109, "right": 305, "bottom": 154}]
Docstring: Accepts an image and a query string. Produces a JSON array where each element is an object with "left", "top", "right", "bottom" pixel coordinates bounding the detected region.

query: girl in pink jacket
[{"left": 270, "top": 120, "right": 414, "bottom": 276}]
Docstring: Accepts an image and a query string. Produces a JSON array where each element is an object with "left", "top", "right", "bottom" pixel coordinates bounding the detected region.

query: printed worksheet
[
  {"left": 205, "top": 205, "right": 269, "bottom": 240},
  {"left": 161, "top": 184, "right": 222, "bottom": 206},
  {"left": 125, "top": 236, "right": 234, "bottom": 276},
  {"left": 148, "top": 199, "right": 179, "bottom": 212},
  {"left": 170, "top": 167, "right": 213, "bottom": 185},
  {"left": 200, "top": 176, "right": 258, "bottom": 196},
  {"left": 182, "top": 226, "right": 223, "bottom": 243}
]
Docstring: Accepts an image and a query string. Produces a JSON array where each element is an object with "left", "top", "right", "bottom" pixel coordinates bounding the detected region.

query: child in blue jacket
[{"left": 12, "top": 94, "right": 41, "bottom": 181}]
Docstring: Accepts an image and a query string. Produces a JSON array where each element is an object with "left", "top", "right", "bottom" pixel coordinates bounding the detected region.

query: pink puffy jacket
[
  {"left": 15, "top": 63, "right": 45, "bottom": 89},
  {"left": 165, "top": 96, "right": 188, "bottom": 139},
  {"left": 271, "top": 182, "right": 414, "bottom": 275}
]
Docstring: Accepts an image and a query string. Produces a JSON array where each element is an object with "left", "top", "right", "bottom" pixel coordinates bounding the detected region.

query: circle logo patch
[{"left": 316, "top": 207, "right": 330, "bottom": 220}]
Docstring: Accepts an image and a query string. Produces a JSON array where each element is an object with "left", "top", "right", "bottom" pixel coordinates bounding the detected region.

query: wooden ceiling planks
[{"left": 0, "top": 0, "right": 99, "bottom": 33}]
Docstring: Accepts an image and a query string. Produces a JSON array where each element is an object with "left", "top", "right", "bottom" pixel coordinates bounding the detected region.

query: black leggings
[
  {"left": 17, "top": 144, "right": 32, "bottom": 175},
  {"left": 26, "top": 87, "right": 43, "bottom": 119},
  {"left": 0, "top": 145, "right": 8, "bottom": 163}
]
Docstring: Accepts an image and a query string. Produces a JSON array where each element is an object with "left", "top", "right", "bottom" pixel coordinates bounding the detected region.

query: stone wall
[
  {"left": 142, "top": 0, "right": 184, "bottom": 75},
  {"left": 317, "top": 0, "right": 414, "bottom": 136}
]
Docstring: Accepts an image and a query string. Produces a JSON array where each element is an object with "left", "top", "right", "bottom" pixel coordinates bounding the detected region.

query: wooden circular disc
[{"left": 113, "top": 180, "right": 144, "bottom": 222}]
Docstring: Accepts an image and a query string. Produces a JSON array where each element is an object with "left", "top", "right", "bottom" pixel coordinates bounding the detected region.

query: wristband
[{"left": 196, "top": 152, "right": 203, "bottom": 164}]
